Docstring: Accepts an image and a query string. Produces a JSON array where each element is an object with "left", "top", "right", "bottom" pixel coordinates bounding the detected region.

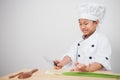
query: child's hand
[
  {"left": 53, "top": 60, "right": 64, "bottom": 69},
  {"left": 71, "top": 62, "right": 87, "bottom": 72},
  {"left": 53, "top": 56, "right": 71, "bottom": 70}
]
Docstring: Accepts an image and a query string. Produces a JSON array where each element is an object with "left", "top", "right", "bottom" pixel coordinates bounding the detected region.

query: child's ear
[{"left": 95, "top": 19, "right": 99, "bottom": 26}]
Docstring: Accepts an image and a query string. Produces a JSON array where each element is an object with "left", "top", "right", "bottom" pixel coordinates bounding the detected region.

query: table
[{"left": 0, "top": 69, "right": 120, "bottom": 80}]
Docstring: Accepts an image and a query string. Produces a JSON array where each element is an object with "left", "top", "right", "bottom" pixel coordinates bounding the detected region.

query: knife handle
[{"left": 53, "top": 61, "right": 57, "bottom": 66}]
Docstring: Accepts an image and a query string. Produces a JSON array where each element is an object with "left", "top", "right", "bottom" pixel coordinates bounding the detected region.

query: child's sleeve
[
  {"left": 63, "top": 40, "right": 78, "bottom": 62},
  {"left": 94, "top": 37, "right": 112, "bottom": 70}
]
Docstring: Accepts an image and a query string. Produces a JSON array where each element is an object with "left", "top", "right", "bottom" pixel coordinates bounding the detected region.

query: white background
[{"left": 0, "top": 0, "right": 120, "bottom": 76}]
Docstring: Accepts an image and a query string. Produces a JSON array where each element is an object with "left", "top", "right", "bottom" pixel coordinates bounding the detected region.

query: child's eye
[{"left": 84, "top": 23, "right": 88, "bottom": 25}]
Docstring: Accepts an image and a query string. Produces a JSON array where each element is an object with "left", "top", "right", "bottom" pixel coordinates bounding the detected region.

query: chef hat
[{"left": 77, "top": 3, "right": 106, "bottom": 23}]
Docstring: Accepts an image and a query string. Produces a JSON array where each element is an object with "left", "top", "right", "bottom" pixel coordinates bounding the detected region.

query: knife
[{"left": 43, "top": 56, "right": 57, "bottom": 66}]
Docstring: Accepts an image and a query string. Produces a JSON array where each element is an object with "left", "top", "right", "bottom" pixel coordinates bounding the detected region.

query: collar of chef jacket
[{"left": 79, "top": 30, "right": 98, "bottom": 46}]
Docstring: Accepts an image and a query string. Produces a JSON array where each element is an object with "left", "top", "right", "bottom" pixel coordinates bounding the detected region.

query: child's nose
[{"left": 81, "top": 25, "right": 86, "bottom": 29}]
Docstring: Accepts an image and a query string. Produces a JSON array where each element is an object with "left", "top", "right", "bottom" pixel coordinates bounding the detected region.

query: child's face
[{"left": 79, "top": 19, "right": 98, "bottom": 36}]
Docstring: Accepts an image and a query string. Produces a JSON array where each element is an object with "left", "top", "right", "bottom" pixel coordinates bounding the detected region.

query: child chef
[{"left": 54, "top": 3, "right": 111, "bottom": 72}]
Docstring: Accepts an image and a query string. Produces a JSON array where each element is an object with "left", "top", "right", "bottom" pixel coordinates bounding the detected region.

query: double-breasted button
[
  {"left": 89, "top": 56, "right": 92, "bottom": 59},
  {"left": 105, "top": 57, "right": 109, "bottom": 60},
  {"left": 78, "top": 54, "right": 80, "bottom": 57},
  {"left": 78, "top": 43, "right": 80, "bottom": 46},
  {"left": 91, "top": 44, "right": 95, "bottom": 47}
]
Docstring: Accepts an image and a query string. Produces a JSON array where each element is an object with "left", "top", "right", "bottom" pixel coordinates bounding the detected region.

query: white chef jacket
[{"left": 64, "top": 31, "right": 111, "bottom": 70}]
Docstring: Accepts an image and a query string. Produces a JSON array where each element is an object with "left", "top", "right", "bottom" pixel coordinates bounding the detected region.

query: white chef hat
[{"left": 77, "top": 3, "right": 106, "bottom": 23}]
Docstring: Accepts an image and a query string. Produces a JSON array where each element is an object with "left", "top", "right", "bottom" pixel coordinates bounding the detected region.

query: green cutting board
[{"left": 62, "top": 72, "right": 120, "bottom": 79}]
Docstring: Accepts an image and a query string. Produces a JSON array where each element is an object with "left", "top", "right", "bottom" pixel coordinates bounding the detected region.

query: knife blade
[{"left": 43, "top": 56, "right": 57, "bottom": 66}]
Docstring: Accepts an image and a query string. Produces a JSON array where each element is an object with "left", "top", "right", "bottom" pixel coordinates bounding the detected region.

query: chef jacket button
[
  {"left": 78, "top": 43, "right": 80, "bottom": 46},
  {"left": 89, "top": 56, "right": 92, "bottom": 59},
  {"left": 105, "top": 57, "right": 109, "bottom": 60},
  {"left": 91, "top": 44, "right": 95, "bottom": 47},
  {"left": 78, "top": 54, "right": 80, "bottom": 57}
]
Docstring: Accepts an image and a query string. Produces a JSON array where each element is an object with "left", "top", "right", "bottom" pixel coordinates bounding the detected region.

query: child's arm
[
  {"left": 54, "top": 56, "right": 71, "bottom": 69},
  {"left": 72, "top": 62, "right": 103, "bottom": 72}
]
